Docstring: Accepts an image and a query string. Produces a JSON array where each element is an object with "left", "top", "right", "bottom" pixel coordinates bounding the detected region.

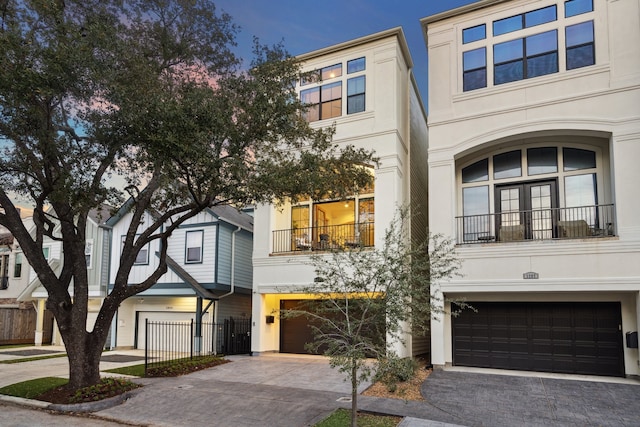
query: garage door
[
  {"left": 136, "top": 311, "right": 210, "bottom": 350},
  {"left": 280, "top": 301, "right": 319, "bottom": 354},
  {"left": 453, "top": 302, "right": 624, "bottom": 377}
]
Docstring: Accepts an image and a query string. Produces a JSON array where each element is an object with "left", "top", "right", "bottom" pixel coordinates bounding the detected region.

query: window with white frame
[
  {"left": 461, "top": 0, "right": 595, "bottom": 92},
  {"left": 85, "top": 240, "right": 93, "bottom": 269},
  {"left": 300, "top": 57, "right": 366, "bottom": 122},
  {"left": 185, "top": 230, "right": 204, "bottom": 264},
  {"left": 121, "top": 235, "right": 149, "bottom": 265},
  {"left": 458, "top": 142, "right": 607, "bottom": 243},
  {"left": 13, "top": 252, "right": 22, "bottom": 278}
]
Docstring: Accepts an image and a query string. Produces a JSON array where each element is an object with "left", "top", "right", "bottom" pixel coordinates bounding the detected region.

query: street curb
[
  {"left": 47, "top": 389, "right": 140, "bottom": 413},
  {"left": 0, "top": 389, "right": 140, "bottom": 414}
]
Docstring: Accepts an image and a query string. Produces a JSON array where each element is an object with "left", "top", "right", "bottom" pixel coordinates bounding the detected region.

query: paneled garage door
[{"left": 453, "top": 302, "right": 624, "bottom": 377}]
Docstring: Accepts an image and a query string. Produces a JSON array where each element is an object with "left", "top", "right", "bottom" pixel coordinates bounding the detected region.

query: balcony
[
  {"left": 272, "top": 222, "right": 374, "bottom": 254},
  {"left": 455, "top": 204, "right": 615, "bottom": 245}
]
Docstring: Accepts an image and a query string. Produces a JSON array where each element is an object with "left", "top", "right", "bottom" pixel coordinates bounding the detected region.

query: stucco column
[
  {"left": 33, "top": 299, "right": 45, "bottom": 346},
  {"left": 430, "top": 283, "right": 446, "bottom": 367}
]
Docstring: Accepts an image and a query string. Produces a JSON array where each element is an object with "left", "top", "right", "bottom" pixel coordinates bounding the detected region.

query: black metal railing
[
  {"left": 144, "top": 317, "right": 251, "bottom": 375},
  {"left": 455, "top": 204, "right": 615, "bottom": 245},
  {"left": 272, "top": 222, "right": 374, "bottom": 254}
]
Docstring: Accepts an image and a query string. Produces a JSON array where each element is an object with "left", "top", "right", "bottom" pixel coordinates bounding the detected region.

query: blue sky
[{"left": 213, "top": 0, "right": 480, "bottom": 101}]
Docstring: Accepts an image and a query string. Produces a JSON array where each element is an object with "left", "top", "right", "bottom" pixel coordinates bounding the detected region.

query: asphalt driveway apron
[{"left": 421, "top": 370, "right": 640, "bottom": 427}]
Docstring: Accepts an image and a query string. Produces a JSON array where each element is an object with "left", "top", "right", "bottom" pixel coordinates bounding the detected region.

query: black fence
[
  {"left": 144, "top": 317, "right": 251, "bottom": 375},
  {"left": 272, "top": 222, "right": 374, "bottom": 254},
  {"left": 455, "top": 204, "right": 615, "bottom": 244}
]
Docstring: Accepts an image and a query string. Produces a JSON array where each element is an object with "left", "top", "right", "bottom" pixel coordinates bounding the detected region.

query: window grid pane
[
  {"left": 347, "top": 57, "right": 365, "bottom": 74},
  {"left": 463, "top": 24, "right": 486, "bottom": 44},
  {"left": 494, "top": 150, "right": 522, "bottom": 179},
  {"left": 565, "top": 0, "right": 593, "bottom": 17}
]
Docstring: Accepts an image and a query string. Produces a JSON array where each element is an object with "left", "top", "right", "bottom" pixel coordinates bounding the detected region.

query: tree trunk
[
  {"left": 351, "top": 360, "right": 358, "bottom": 427},
  {"left": 62, "top": 328, "right": 103, "bottom": 389}
]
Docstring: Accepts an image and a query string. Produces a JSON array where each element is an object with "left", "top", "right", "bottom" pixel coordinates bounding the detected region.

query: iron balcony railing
[
  {"left": 455, "top": 204, "right": 615, "bottom": 245},
  {"left": 272, "top": 222, "right": 374, "bottom": 254}
]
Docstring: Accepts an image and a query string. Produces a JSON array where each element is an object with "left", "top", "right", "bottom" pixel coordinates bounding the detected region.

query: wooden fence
[{"left": 0, "top": 307, "right": 36, "bottom": 345}]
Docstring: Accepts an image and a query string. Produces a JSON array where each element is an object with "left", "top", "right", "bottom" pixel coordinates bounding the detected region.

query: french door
[{"left": 495, "top": 180, "right": 557, "bottom": 240}]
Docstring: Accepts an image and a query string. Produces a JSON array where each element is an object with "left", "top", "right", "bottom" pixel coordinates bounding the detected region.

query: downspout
[{"left": 213, "top": 224, "right": 242, "bottom": 326}]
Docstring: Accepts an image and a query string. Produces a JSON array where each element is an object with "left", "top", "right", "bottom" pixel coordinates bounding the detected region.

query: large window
[
  {"left": 13, "top": 253, "right": 22, "bottom": 278},
  {"left": 121, "top": 235, "right": 149, "bottom": 265},
  {"left": 494, "top": 30, "right": 558, "bottom": 85},
  {"left": 462, "top": 2, "right": 595, "bottom": 92},
  {"left": 459, "top": 144, "right": 605, "bottom": 243},
  {"left": 300, "top": 56, "right": 365, "bottom": 122},
  {"left": 85, "top": 240, "right": 93, "bottom": 269}
]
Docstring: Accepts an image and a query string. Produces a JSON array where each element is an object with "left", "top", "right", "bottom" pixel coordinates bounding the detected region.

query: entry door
[{"left": 496, "top": 180, "right": 557, "bottom": 240}]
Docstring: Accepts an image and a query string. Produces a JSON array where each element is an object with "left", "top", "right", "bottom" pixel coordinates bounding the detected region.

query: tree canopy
[{"left": 0, "top": 0, "right": 375, "bottom": 389}]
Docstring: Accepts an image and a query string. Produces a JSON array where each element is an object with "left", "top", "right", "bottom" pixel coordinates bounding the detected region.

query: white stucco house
[
  {"left": 251, "top": 28, "right": 429, "bottom": 358},
  {"left": 422, "top": 0, "right": 640, "bottom": 377}
]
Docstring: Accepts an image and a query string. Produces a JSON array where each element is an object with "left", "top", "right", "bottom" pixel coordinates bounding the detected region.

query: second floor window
[
  {"left": 185, "top": 230, "right": 204, "bottom": 264},
  {"left": 13, "top": 253, "right": 22, "bottom": 278}
]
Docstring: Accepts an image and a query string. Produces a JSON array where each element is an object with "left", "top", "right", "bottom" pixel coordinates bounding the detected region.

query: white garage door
[{"left": 137, "top": 311, "right": 210, "bottom": 350}]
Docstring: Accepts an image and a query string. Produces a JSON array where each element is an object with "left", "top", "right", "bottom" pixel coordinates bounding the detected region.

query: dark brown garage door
[
  {"left": 280, "top": 300, "right": 320, "bottom": 354},
  {"left": 453, "top": 302, "right": 624, "bottom": 377}
]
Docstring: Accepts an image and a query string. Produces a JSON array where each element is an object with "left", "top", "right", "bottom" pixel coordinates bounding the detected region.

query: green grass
[
  {"left": 315, "top": 409, "right": 401, "bottom": 427},
  {"left": 0, "top": 377, "right": 68, "bottom": 399},
  {"left": 0, "top": 353, "right": 67, "bottom": 364},
  {"left": 104, "top": 363, "right": 146, "bottom": 377}
]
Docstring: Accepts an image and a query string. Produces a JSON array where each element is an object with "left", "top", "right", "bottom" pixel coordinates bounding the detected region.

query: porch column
[
  {"left": 430, "top": 283, "right": 446, "bottom": 368},
  {"left": 34, "top": 299, "right": 45, "bottom": 346}
]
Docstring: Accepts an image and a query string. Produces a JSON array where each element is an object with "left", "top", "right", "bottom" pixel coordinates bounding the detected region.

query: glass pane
[
  {"left": 463, "top": 186, "right": 490, "bottom": 241},
  {"left": 527, "top": 52, "right": 558, "bottom": 78},
  {"left": 525, "top": 5, "right": 557, "bottom": 28},
  {"left": 135, "top": 248, "right": 148, "bottom": 264},
  {"left": 300, "top": 87, "right": 319, "bottom": 104},
  {"left": 347, "top": 76, "right": 365, "bottom": 96},
  {"left": 463, "top": 47, "right": 486, "bottom": 71},
  {"left": 567, "top": 44, "right": 595, "bottom": 70},
  {"left": 321, "top": 99, "right": 341, "bottom": 119},
  {"left": 566, "top": 21, "right": 594, "bottom": 47},
  {"left": 495, "top": 61, "right": 524, "bottom": 85},
  {"left": 321, "top": 82, "right": 341, "bottom": 101},
  {"left": 187, "top": 247, "right": 201, "bottom": 262},
  {"left": 493, "top": 15, "right": 523, "bottom": 36},
  {"left": 347, "top": 94, "right": 365, "bottom": 114},
  {"left": 565, "top": 0, "right": 593, "bottom": 17},
  {"left": 464, "top": 68, "right": 487, "bottom": 91},
  {"left": 462, "top": 158, "right": 488, "bottom": 183},
  {"left": 321, "top": 63, "right": 342, "bottom": 80},
  {"left": 494, "top": 39, "right": 523, "bottom": 63},
  {"left": 564, "top": 174, "right": 596, "bottom": 225},
  {"left": 494, "top": 150, "right": 522, "bottom": 179},
  {"left": 291, "top": 205, "right": 310, "bottom": 229},
  {"left": 563, "top": 147, "right": 596, "bottom": 171},
  {"left": 347, "top": 57, "right": 365, "bottom": 74},
  {"left": 526, "top": 30, "right": 557, "bottom": 56},
  {"left": 528, "top": 147, "right": 558, "bottom": 175},
  {"left": 463, "top": 24, "right": 486, "bottom": 44}
]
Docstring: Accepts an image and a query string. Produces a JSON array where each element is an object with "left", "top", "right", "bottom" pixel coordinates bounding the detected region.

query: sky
[{"left": 213, "top": 0, "right": 481, "bottom": 102}]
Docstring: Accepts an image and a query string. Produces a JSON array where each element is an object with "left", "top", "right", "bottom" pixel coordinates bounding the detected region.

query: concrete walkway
[{"left": 1, "top": 347, "right": 639, "bottom": 426}]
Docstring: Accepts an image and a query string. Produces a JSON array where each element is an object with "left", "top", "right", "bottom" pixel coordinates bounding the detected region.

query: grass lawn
[
  {"left": 0, "top": 377, "right": 68, "bottom": 399},
  {"left": 316, "top": 409, "right": 401, "bottom": 427}
]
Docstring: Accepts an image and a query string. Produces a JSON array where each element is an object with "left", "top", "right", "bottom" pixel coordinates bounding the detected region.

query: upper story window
[
  {"left": 185, "top": 230, "right": 204, "bottom": 264},
  {"left": 462, "top": 2, "right": 595, "bottom": 92},
  {"left": 565, "top": 0, "right": 593, "bottom": 17},
  {"left": 566, "top": 21, "right": 594, "bottom": 70},
  {"left": 347, "top": 57, "right": 365, "bottom": 74},
  {"left": 13, "top": 252, "right": 22, "bottom": 278},
  {"left": 121, "top": 235, "right": 149, "bottom": 265},
  {"left": 493, "top": 5, "right": 557, "bottom": 36},
  {"left": 85, "top": 240, "right": 93, "bottom": 269},
  {"left": 463, "top": 24, "right": 486, "bottom": 44},
  {"left": 300, "top": 57, "right": 366, "bottom": 122},
  {"left": 494, "top": 30, "right": 558, "bottom": 85}
]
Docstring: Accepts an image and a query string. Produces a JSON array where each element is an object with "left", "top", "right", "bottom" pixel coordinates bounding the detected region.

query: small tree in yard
[
  {"left": 280, "top": 209, "right": 462, "bottom": 427},
  {"left": 0, "top": 0, "right": 375, "bottom": 390}
]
